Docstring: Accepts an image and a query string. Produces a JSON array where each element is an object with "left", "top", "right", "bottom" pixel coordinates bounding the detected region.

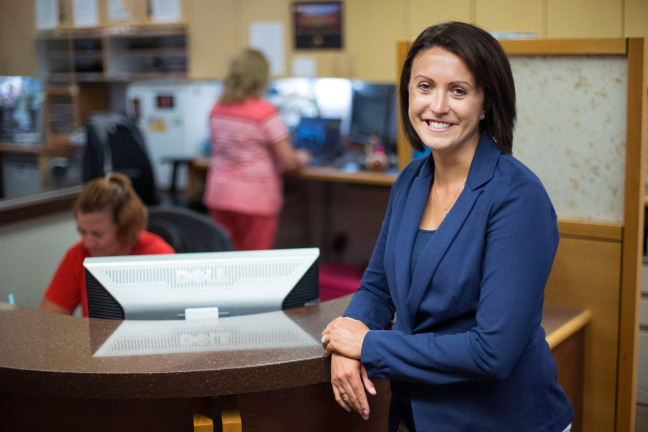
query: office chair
[
  {"left": 147, "top": 205, "right": 234, "bottom": 253},
  {"left": 83, "top": 112, "right": 160, "bottom": 206}
]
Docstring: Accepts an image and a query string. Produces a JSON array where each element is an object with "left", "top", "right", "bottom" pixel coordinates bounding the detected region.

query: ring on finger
[{"left": 340, "top": 389, "right": 346, "bottom": 395}]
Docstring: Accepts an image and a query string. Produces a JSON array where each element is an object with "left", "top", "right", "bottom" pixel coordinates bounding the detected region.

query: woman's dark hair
[
  {"left": 74, "top": 172, "right": 147, "bottom": 246},
  {"left": 399, "top": 21, "right": 516, "bottom": 154}
]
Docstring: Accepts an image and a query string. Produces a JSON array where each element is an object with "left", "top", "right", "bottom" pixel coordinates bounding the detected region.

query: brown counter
[
  {"left": 0, "top": 185, "right": 81, "bottom": 225},
  {"left": 0, "top": 298, "right": 590, "bottom": 432},
  {"left": 0, "top": 297, "right": 342, "bottom": 400}
]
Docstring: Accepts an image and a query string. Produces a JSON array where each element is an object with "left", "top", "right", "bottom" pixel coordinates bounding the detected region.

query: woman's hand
[
  {"left": 321, "top": 316, "right": 370, "bottom": 359},
  {"left": 330, "top": 353, "right": 376, "bottom": 420}
]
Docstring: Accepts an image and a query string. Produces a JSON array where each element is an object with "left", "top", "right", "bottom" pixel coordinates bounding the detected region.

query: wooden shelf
[
  {"left": 114, "top": 47, "right": 186, "bottom": 57},
  {"left": 37, "top": 27, "right": 187, "bottom": 83}
]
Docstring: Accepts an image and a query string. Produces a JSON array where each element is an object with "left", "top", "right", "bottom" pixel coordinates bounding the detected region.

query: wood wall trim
[
  {"left": 396, "top": 41, "right": 411, "bottom": 172},
  {"left": 500, "top": 38, "right": 627, "bottom": 55},
  {"left": 557, "top": 220, "right": 623, "bottom": 241},
  {"left": 616, "top": 37, "right": 647, "bottom": 432}
]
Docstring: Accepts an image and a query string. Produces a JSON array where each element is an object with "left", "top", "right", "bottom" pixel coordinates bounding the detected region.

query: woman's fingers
[
  {"left": 331, "top": 354, "right": 370, "bottom": 420},
  {"left": 332, "top": 383, "right": 352, "bottom": 412},
  {"left": 361, "top": 365, "right": 377, "bottom": 396}
]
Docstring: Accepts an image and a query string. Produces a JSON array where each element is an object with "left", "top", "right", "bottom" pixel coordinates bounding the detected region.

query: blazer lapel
[
  {"left": 405, "top": 133, "right": 501, "bottom": 326},
  {"left": 393, "top": 157, "right": 433, "bottom": 329}
]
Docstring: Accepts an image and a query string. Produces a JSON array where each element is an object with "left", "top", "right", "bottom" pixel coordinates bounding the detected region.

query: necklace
[{"left": 435, "top": 170, "right": 466, "bottom": 217}]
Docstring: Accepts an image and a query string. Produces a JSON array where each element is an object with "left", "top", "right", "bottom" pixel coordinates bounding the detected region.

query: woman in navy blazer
[{"left": 321, "top": 22, "right": 574, "bottom": 432}]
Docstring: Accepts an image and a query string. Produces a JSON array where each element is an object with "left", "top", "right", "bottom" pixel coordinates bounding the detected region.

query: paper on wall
[{"left": 250, "top": 22, "right": 286, "bottom": 76}]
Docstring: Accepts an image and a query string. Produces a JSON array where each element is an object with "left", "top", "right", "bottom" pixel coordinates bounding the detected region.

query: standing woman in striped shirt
[{"left": 203, "top": 49, "right": 311, "bottom": 251}]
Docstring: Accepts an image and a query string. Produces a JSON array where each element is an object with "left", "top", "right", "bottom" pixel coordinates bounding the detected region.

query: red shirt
[
  {"left": 203, "top": 98, "right": 289, "bottom": 216},
  {"left": 44, "top": 231, "right": 174, "bottom": 317}
]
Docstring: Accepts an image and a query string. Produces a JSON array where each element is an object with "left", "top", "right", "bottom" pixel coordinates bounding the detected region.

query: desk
[
  {"left": 189, "top": 157, "right": 397, "bottom": 261},
  {"left": 0, "top": 298, "right": 589, "bottom": 432},
  {"left": 187, "top": 157, "right": 397, "bottom": 201}
]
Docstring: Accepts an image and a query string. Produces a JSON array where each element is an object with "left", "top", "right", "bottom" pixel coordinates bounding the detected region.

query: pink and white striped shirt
[{"left": 203, "top": 98, "right": 289, "bottom": 216}]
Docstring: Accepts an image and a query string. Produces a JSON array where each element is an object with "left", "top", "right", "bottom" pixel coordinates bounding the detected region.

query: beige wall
[
  {"left": 2, "top": 0, "right": 647, "bottom": 80},
  {"left": 0, "top": 211, "right": 77, "bottom": 310},
  {"left": 0, "top": 0, "right": 36, "bottom": 76},
  {"left": 187, "top": 0, "right": 648, "bottom": 82}
]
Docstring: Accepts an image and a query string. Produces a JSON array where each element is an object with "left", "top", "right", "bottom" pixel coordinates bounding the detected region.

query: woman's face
[
  {"left": 77, "top": 210, "right": 131, "bottom": 257},
  {"left": 408, "top": 46, "right": 485, "bottom": 157}
]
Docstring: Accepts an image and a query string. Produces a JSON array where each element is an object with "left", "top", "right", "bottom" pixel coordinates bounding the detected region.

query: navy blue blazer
[{"left": 345, "top": 133, "right": 573, "bottom": 431}]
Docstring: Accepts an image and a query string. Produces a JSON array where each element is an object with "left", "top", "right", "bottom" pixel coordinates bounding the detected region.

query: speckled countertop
[{"left": 0, "top": 297, "right": 586, "bottom": 400}]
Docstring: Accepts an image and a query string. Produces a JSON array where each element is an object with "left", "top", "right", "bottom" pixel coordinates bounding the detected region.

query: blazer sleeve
[{"left": 360, "top": 176, "right": 559, "bottom": 385}]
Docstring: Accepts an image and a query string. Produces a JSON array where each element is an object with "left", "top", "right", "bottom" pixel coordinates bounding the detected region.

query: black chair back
[
  {"left": 83, "top": 112, "right": 159, "bottom": 206},
  {"left": 147, "top": 205, "right": 234, "bottom": 253}
]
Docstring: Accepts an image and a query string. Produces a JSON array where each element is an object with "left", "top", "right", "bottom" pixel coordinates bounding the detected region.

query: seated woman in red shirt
[{"left": 39, "top": 172, "right": 174, "bottom": 316}]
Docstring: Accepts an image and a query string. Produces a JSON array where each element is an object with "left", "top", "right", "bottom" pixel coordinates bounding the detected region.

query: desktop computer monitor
[
  {"left": 85, "top": 248, "right": 320, "bottom": 320},
  {"left": 291, "top": 117, "right": 342, "bottom": 166},
  {"left": 0, "top": 76, "right": 43, "bottom": 143},
  {"left": 347, "top": 81, "right": 397, "bottom": 152}
]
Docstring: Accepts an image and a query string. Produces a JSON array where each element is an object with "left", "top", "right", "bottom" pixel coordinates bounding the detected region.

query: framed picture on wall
[{"left": 292, "top": 2, "right": 342, "bottom": 49}]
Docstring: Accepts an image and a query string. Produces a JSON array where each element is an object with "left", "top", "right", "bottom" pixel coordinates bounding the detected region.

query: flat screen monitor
[
  {"left": 291, "top": 117, "right": 341, "bottom": 165},
  {"left": 85, "top": 248, "right": 320, "bottom": 320},
  {"left": 0, "top": 76, "right": 43, "bottom": 143},
  {"left": 347, "top": 81, "right": 397, "bottom": 151}
]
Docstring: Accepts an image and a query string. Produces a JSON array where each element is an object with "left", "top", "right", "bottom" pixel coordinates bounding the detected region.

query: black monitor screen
[{"left": 347, "top": 82, "right": 397, "bottom": 150}]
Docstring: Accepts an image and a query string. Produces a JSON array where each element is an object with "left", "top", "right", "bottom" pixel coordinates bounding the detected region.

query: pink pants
[{"left": 208, "top": 209, "right": 278, "bottom": 251}]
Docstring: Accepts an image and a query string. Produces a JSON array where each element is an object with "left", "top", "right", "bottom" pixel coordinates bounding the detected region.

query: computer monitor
[
  {"left": 85, "top": 248, "right": 320, "bottom": 320},
  {"left": 291, "top": 117, "right": 342, "bottom": 166},
  {"left": 347, "top": 81, "right": 397, "bottom": 152},
  {"left": 0, "top": 76, "right": 43, "bottom": 143}
]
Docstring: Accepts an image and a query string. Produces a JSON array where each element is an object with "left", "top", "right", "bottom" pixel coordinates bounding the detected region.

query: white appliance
[{"left": 125, "top": 80, "right": 223, "bottom": 190}]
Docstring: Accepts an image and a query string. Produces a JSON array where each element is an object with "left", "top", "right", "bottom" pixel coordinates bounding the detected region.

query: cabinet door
[
  {"left": 102, "top": 0, "right": 145, "bottom": 26},
  {"left": 68, "top": 0, "right": 101, "bottom": 29},
  {"left": 101, "top": 0, "right": 185, "bottom": 27},
  {"left": 35, "top": 0, "right": 102, "bottom": 30},
  {"left": 140, "top": 0, "right": 186, "bottom": 26},
  {"left": 55, "top": 0, "right": 75, "bottom": 29}
]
